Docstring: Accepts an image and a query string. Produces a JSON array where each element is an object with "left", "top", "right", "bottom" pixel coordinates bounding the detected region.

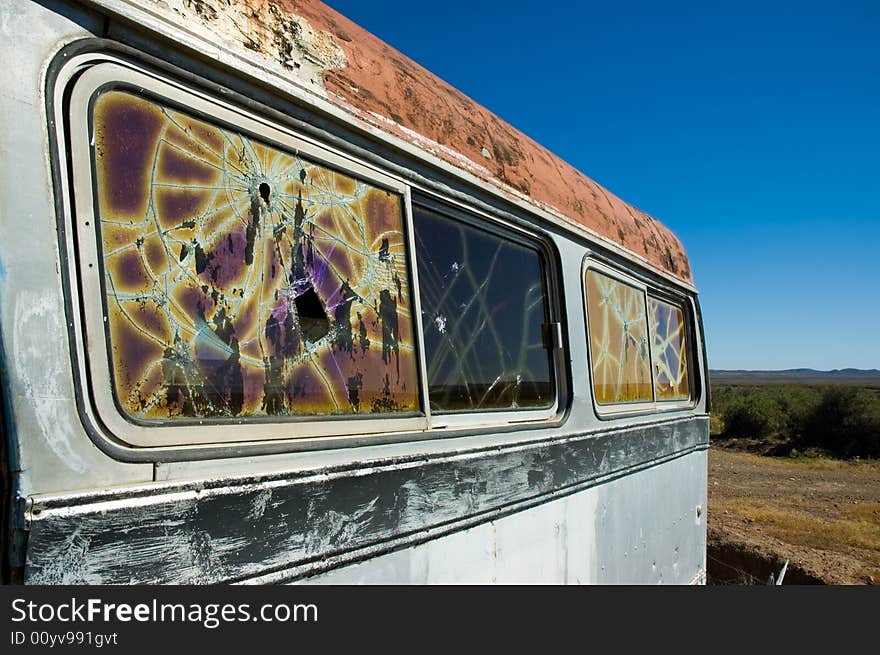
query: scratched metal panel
[
  {"left": 297, "top": 450, "right": 706, "bottom": 584},
  {"left": 296, "top": 494, "right": 593, "bottom": 584},
  {"left": 24, "top": 417, "right": 707, "bottom": 584},
  {"left": 593, "top": 449, "right": 707, "bottom": 584}
]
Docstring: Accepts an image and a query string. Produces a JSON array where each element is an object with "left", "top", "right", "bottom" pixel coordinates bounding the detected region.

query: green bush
[
  {"left": 710, "top": 384, "right": 880, "bottom": 459},
  {"left": 800, "top": 387, "right": 880, "bottom": 458},
  {"left": 722, "top": 394, "right": 785, "bottom": 438},
  {"left": 709, "top": 413, "right": 725, "bottom": 436},
  {"left": 712, "top": 386, "right": 788, "bottom": 439}
]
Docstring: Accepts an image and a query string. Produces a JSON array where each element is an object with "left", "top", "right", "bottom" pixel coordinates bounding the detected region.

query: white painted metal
[
  {"left": 0, "top": 0, "right": 153, "bottom": 495},
  {"left": 297, "top": 451, "right": 707, "bottom": 584}
]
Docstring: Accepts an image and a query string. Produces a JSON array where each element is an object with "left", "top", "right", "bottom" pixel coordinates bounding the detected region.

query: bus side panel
[
  {"left": 296, "top": 450, "right": 707, "bottom": 584},
  {"left": 0, "top": 0, "right": 154, "bottom": 503},
  {"left": 23, "top": 417, "right": 707, "bottom": 584}
]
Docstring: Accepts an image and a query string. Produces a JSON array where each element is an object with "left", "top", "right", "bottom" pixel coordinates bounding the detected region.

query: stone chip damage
[{"left": 141, "top": 0, "right": 692, "bottom": 283}]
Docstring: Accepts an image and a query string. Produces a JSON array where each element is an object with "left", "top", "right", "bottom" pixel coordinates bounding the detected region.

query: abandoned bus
[{"left": 0, "top": 0, "right": 709, "bottom": 584}]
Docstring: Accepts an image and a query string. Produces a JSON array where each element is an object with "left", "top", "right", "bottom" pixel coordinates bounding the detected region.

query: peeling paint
[
  {"left": 29, "top": 529, "right": 99, "bottom": 584},
  {"left": 158, "top": 0, "right": 346, "bottom": 94},
  {"left": 248, "top": 488, "right": 272, "bottom": 519},
  {"left": 281, "top": 0, "right": 694, "bottom": 281},
  {"left": 25, "top": 417, "right": 707, "bottom": 584},
  {"left": 99, "top": 0, "right": 692, "bottom": 282}
]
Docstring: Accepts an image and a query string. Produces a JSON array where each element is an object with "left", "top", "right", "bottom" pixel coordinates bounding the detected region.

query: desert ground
[{"left": 707, "top": 446, "right": 880, "bottom": 584}]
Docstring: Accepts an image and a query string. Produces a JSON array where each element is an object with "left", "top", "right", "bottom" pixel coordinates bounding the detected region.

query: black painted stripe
[{"left": 25, "top": 416, "right": 708, "bottom": 584}]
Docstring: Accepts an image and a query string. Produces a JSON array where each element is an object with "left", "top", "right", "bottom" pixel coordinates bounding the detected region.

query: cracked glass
[
  {"left": 92, "top": 90, "right": 420, "bottom": 422},
  {"left": 413, "top": 206, "right": 553, "bottom": 412},
  {"left": 649, "top": 297, "right": 690, "bottom": 401},
  {"left": 585, "top": 269, "right": 653, "bottom": 404}
]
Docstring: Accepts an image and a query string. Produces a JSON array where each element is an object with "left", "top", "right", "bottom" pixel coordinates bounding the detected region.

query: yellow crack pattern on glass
[
  {"left": 585, "top": 269, "right": 652, "bottom": 404},
  {"left": 649, "top": 298, "right": 689, "bottom": 400},
  {"left": 93, "top": 91, "right": 419, "bottom": 421}
]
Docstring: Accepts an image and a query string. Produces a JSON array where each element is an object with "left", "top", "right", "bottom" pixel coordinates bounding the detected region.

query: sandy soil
[{"left": 707, "top": 445, "right": 880, "bottom": 585}]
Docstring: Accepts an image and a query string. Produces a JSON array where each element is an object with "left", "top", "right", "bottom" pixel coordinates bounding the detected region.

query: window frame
[
  {"left": 58, "top": 55, "right": 567, "bottom": 450},
  {"left": 646, "top": 291, "right": 696, "bottom": 408},
  {"left": 582, "top": 258, "right": 697, "bottom": 418},
  {"left": 410, "top": 193, "right": 564, "bottom": 430},
  {"left": 66, "top": 60, "right": 430, "bottom": 447}
]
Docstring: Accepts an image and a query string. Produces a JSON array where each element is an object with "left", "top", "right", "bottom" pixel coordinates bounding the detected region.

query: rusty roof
[{"left": 141, "top": 0, "right": 693, "bottom": 284}]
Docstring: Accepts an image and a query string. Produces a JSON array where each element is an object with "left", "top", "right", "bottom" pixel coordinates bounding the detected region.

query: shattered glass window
[
  {"left": 585, "top": 269, "right": 653, "bottom": 404},
  {"left": 413, "top": 207, "right": 554, "bottom": 412},
  {"left": 649, "top": 297, "right": 690, "bottom": 401},
  {"left": 92, "top": 91, "right": 420, "bottom": 421}
]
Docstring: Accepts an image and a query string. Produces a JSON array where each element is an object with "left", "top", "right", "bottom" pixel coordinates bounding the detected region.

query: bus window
[
  {"left": 412, "top": 206, "right": 554, "bottom": 413},
  {"left": 649, "top": 297, "right": 691, "bottom": 401},
  {"left": 90, "top": 90, "right": 420, "bottom": 424},
  {"left": 584, "top": 268, "right": 653, "bottom": 406}
]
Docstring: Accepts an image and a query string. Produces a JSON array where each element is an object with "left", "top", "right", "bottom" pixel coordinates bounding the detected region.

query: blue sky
[{"left": 324, "top": 1, "right": 880, "bottom": 370}]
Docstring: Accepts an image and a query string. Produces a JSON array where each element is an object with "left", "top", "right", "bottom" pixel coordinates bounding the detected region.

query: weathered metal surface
[
  {"left": 83, "top": 0, "right": 692, "bottom": 284},
  {"left": 298, "top": 449, "right": 707, "bottom": 584},
  {"left": 592, "top": 447, "right": 707, "bottom": 583},
  {"left": 0, "top": 0, "right": 154, "bottom": 497},
  {"left": 24, "top": 416, "right": 708, "bottom": 584}
]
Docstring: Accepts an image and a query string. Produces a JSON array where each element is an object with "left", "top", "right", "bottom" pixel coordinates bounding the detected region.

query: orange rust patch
[{"left": 266, "top": 0, "right": 692, "bottom": 283}]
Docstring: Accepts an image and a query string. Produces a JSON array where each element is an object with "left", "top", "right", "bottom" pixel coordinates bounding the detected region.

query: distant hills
[{"left": 710, "top": 369, "right": 880, "bottom": 386}]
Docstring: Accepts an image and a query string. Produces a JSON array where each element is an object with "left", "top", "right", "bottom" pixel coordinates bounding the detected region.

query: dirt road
[{"left": 707, "top": 446, "right": 880, "bottom": 584}]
